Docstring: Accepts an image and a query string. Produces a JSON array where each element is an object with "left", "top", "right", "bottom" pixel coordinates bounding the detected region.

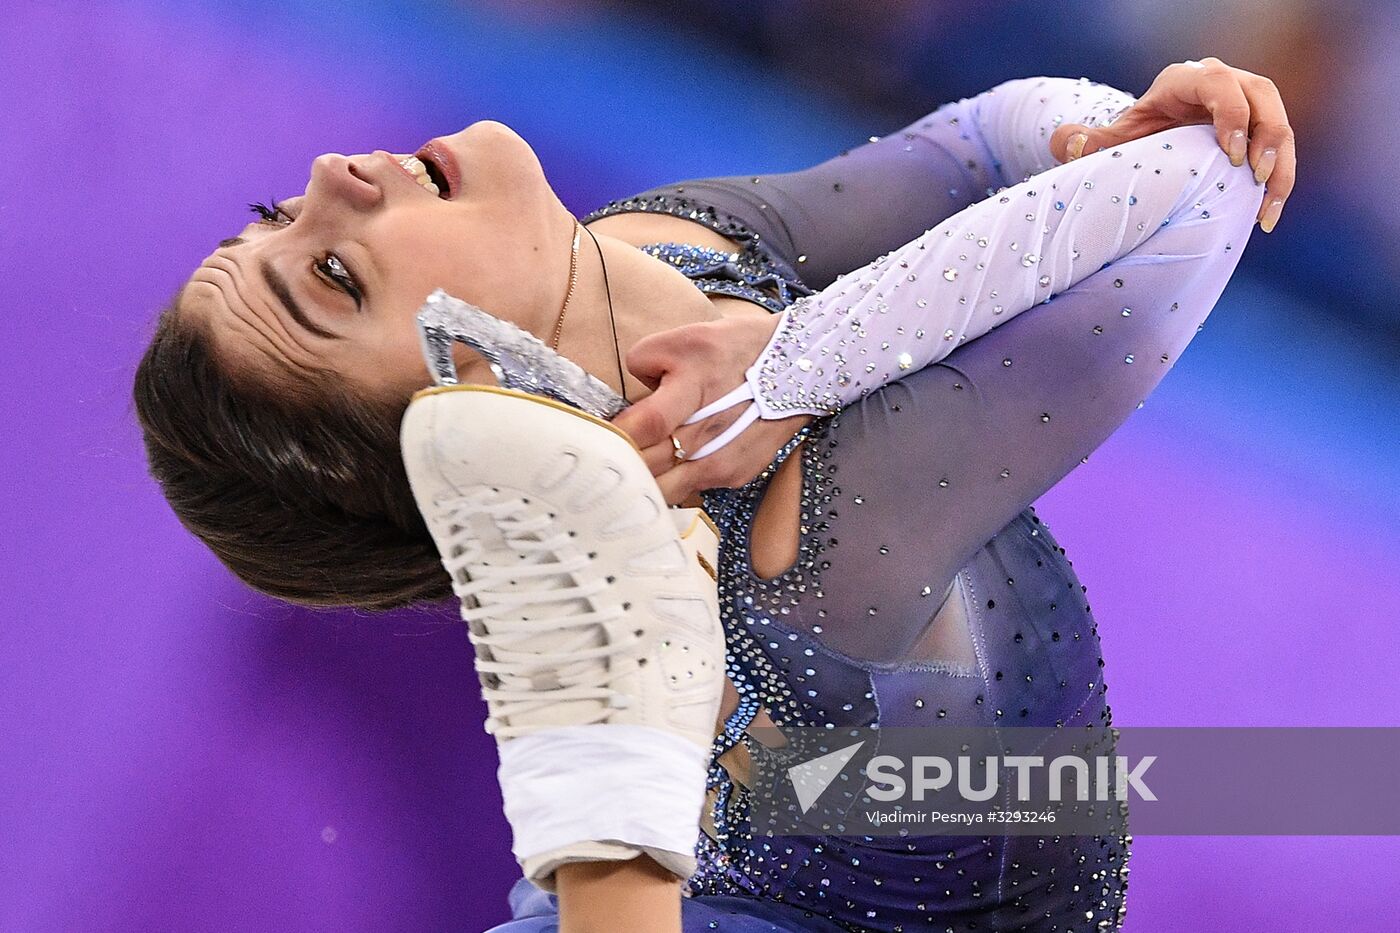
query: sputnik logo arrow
[{"left": 787, "top": 741, "right": 865, "bottom": 814}]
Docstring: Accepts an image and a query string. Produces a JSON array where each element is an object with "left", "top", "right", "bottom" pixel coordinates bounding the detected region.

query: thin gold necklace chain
[
  {"left": 546, "top": 218, "right": 629, "bottom": 402},
  {"left": 547, "top": 219, "right": 583, "bottom": 350}
]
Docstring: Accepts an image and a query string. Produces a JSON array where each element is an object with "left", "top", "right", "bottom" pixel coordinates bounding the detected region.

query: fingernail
[
  {"left": 1067, "top": 133, "right": 1088, "bottom": 161},
  {"left": 1254, "top": 148, "right": 1277, "bottom": 185},
  {"left": 1260, "top": 198, "right": 1284, "bottom": 233},
  {"left": 1228, "top": 130, "right": 1247, "bottom": 167}
]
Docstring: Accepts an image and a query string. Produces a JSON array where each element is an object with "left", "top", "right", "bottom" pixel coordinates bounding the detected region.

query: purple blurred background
[{"left": 3, "top": 0, "right": 1398, "bottom": 930}]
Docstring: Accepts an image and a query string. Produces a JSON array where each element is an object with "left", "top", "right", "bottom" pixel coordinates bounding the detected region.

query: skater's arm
[{"left": 556, "top": 858, "right": 681, "bottom": 933}]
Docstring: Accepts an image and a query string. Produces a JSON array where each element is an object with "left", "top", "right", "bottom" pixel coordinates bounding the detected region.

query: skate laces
[{"left": 432, "top": 488, "right": 640, "bottom": 739}]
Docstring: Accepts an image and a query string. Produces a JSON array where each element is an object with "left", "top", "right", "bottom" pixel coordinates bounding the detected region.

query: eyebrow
[{"left": 258, "top": 257, "right": 340, "bottom": 341}]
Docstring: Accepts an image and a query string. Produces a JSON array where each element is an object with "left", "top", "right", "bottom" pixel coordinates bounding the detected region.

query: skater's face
[{"left": 178, "top": 120, "right": 568, "bottom": 398}]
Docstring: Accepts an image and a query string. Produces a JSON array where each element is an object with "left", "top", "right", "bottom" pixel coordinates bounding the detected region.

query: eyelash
[
  {"left": 249, "top": 200, "right": 292, "bottom": 224},
  {"left": 248, "top": 200, "right": 363, "bottom": 306},
  {"left": 316, "top": 255, "right": 362, "bottom": 305}
]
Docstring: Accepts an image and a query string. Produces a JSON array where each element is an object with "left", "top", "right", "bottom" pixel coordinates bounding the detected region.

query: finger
[
  {"left": 1050, "top": 109, "right": 1162, "bottom": 163},
  {"left": 1050, "top": 122, "right": 1088, "bottom": 162},
  {"left": 624, "top": 324, "right": 717, "bottom": 394},
  {"left": 638, "top": 438, "right": 680, "bottom": 477},
  {"left": 1256, "top": 143, "right": 1295, "bottom": 235},
  {"left": 623, "top": 330, "right": 684, "bottom": 392},
  {"left": 1259, "top": 194, "right": 1285, "bottom": 234},
  {"left": 635, "top": 399, "right": 749, "bottom": 476},
  {"left": 612, "top": 382, "right": 701, "bottom": 450},
  {"left": 656, "top": 458, "right": 720, "bottom": 506},
  {"left": 1237, "top": 80, "right": 1295, "bottom": 232},
  {"left": 1259, "top": 133, "right": 1295, "bottom": 233},
  {"left": 1195, "top": 72, "right": 1251, "bottom": 166},
  {"left": 649, "top": 405, "right": 745, "bottom": 475},
  {"left": 1240, "top": 75, "right": 1292, "bottom": 187}
]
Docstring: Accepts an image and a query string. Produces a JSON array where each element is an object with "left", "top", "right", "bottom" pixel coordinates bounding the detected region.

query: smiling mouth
[{"left": 399, "top": 154, "right": 451, "bottom": 199}]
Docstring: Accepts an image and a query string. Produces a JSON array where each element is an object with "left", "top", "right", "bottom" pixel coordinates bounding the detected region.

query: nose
[{"left": 305, "top": 152, "right": 382, "bottom": 212}]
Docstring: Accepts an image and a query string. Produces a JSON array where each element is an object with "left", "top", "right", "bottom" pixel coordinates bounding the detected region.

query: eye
[
  {"left": 314, "top": 253, "right": 363, "bottom": 308},
  {"left": 249, "top": 200, "right": 294, "bottom": 225}
]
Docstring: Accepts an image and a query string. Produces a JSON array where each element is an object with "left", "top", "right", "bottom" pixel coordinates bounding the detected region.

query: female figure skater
[{"left": 135, "top": 58, "right": 1295, "bottom": 932}]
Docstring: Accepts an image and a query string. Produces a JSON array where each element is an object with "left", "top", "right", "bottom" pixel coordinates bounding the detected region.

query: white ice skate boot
[{"left": 400, "top": 384, "right": 726, "bottom": 889}]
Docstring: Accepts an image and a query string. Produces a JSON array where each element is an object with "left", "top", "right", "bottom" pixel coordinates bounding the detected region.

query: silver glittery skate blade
[{"left": 415, "top": 289, "right": 628, "bottom": 420}]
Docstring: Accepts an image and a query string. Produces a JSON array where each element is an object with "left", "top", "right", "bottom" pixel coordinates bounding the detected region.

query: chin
[{"left": 438, "top": 120, "right": 549, "bottom": 201}]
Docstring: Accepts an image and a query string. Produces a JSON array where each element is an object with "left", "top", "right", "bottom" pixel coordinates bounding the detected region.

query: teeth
[{"left": 399, "top": 155, "right": 441, "bottom": 195}]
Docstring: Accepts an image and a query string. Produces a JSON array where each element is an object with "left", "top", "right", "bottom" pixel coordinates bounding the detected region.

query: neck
[{"left": 549, "top": 219, "right": 728, "bottom": 401}]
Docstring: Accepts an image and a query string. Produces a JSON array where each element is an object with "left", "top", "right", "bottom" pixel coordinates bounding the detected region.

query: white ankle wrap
[{"left": 497, "top": 723, "right": 710, "bottom": 891}]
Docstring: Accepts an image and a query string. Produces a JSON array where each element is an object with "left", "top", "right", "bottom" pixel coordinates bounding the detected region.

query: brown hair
[{"left": 132, "top": 304, "right": 451, "bottom": 610}]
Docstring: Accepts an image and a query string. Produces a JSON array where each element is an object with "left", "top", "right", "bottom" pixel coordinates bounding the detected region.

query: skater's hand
[
  {"left": 1050, "top": 57, "right": 1296, "bottom": 232},
  {"left": 612, "top": 316, "right": 812, "bottom": 505}
]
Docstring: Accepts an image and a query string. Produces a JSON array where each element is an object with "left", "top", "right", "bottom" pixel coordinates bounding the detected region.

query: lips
[{"left": 415, "top": 139, "right": 461, "bottom": 200}]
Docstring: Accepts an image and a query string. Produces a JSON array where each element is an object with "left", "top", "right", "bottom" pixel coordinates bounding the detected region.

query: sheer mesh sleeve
[
  {"left": 622, "top": 76, "right": 1134, "bottom": 292},
  {"left": 789, "top": 125, "right": 1260, "bottom": 662},
  {"left": 686, "top": 122, "right": 1262, "bottom": 459}
]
